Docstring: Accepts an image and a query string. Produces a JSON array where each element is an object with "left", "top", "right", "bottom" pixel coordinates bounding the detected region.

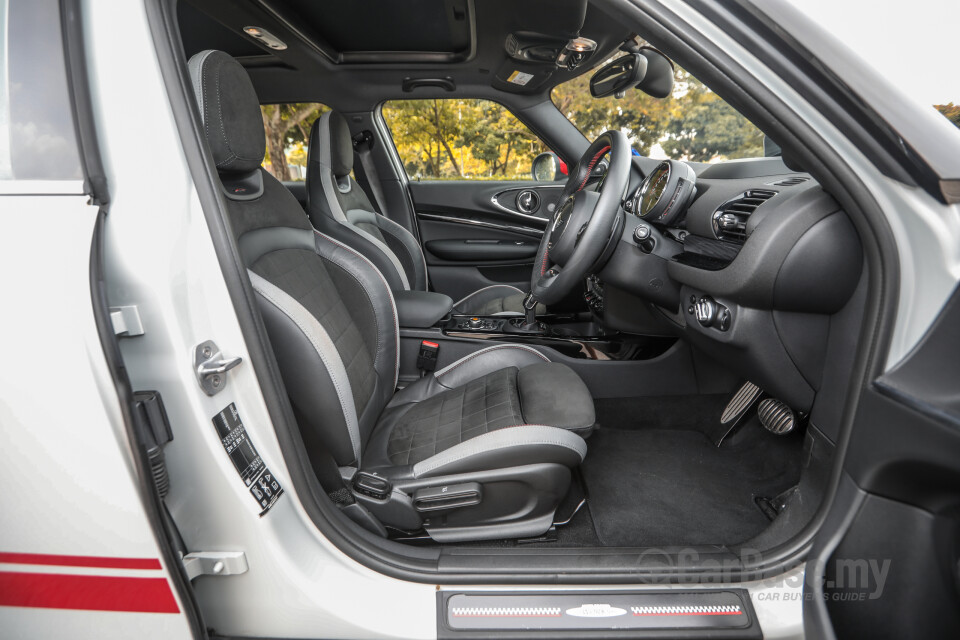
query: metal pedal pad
[
  {"left": 721, "top": 382, "right": 763, "bottom": 425},
  {"left": 714, "top": 382, "right": 763, "bottom": 446},
  {"left": 758, "top": 398, "right": 797, "bottom": 435}
]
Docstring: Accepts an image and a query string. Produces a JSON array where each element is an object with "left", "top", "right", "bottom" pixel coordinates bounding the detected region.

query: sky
[{"left": 785, "top": 0, "right": 960, "bottom": 106}]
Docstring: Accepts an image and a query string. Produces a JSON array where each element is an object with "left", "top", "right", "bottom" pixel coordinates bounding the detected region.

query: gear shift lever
[{"left": 520, "top": 293, "right": 539, "bottom": 331}]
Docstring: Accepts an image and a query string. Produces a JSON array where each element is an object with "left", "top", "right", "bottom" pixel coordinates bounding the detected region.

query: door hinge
[
  {"left": 181, "top": 551, "right": 248, "bottom": 580},
  {"left": 194, "top": 340, "right": 243, "bottom": 395},
  {"left": 110, "top": 305, "right": 144, "bottom": 336}
]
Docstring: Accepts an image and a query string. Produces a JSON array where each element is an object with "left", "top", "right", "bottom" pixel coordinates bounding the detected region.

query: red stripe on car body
[
  {"left": 0, "top": 572, "right": 179, "bottom": 613},
  {"left": 0, "top": 552, "right": 162, "bottom": 571}
]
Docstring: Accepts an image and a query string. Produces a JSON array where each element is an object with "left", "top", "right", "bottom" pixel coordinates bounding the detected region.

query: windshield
[{"left": 552, "top": 61, "right": 764, "bottom": 163}]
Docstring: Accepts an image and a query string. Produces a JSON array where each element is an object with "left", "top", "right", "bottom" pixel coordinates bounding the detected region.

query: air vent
[
  {"left": 770, "top": 176, "right": 809, "bottom": 187},
  {"left": 712, "top": 189, "right": 777, "bottom": 243}
]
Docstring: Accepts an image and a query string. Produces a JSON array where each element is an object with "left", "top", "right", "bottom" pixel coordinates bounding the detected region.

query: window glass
[
  {"left": 1, "top": 0, "right": 83, "bottom": 181},
  {"left": 382, "top": 99, "right": 551, "bottom": 180},
  {"left": 259, "top": 103, "right": 330, "bottom": 181},
  {"left": 552, "top": 59, "right": 764, "bottom": 162}
]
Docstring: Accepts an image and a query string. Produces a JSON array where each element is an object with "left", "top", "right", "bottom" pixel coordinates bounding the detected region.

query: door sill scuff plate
[{"left": 439, "top": 589, "right": 759, "bottom": 638}]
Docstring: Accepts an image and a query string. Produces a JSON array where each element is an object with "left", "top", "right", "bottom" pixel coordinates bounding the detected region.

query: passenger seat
[{"left": 305, "top": 111, "right": 542, "bottom": 315}]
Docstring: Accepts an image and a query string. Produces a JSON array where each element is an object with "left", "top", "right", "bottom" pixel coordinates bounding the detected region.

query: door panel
[
  {"left": 410, "top": 180, "right": 564, "bottom": 298},
  {"left": 425, "top": 238, "right": 538, "bottom": 261},
  {"left": 806, "top": 285, "right": 960, "bottom": 637},
  {"left": 416, "top": 217, "right": 541, "bottom": 301},
  {"left": 410, "top": 179, "right": 563, "bottom": 228}
]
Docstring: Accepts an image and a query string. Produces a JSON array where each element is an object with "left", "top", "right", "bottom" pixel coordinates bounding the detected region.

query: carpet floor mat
[{"left": 580, "top": 423, "right": 803, "bottom": 547}]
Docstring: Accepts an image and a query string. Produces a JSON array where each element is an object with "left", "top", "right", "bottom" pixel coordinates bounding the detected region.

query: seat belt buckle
[{"left": 417, "top": 340, "right": 440, "bottom": 375}]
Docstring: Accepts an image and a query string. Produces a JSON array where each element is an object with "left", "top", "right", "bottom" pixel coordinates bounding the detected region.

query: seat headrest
[
  {"left": 187, "top": 50, "right": 265, "bottom": 175},
  {"left": 324, "top": 111, "right": 354, "bottom": 178}
]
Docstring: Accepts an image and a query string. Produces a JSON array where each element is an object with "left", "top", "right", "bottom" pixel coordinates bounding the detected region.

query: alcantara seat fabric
[{"left": 187, "top": 50, "right": 595, "bottom": 539}]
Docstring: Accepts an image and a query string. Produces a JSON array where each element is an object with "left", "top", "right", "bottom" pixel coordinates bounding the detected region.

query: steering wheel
[{"left": 529, "top": 130, "right": 632, "bottom": 305}]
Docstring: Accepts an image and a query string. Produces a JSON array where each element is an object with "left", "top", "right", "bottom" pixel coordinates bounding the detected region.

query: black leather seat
[
  {"left": 305, "top": 111, "right": 543, "bottom": 316},
  {"left": 188, "top": 51, "right": 594, "bottom": 542}
]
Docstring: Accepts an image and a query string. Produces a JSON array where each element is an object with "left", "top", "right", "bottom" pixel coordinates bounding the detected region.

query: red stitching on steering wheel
[{"left": 577, "top": 145, "right": 610, "bottom": 192}]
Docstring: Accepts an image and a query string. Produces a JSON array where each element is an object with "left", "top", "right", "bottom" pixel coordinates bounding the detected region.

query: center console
[
  {"left": 438, "top": 310, "right": 674, "bottom": 363},
  {"left": 450, "top": 315, "right": 548, "bottom": 334}
]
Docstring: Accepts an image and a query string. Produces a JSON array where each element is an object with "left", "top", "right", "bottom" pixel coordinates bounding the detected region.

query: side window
[
  {"left": 259, "top": 103, "right": 329, "bottom": 181},
  {"left": 1, "top": 0, "right": 83, "bottom": 182},
  {"left": 382, "top": 99, "right": 552, "bottom": 181}
]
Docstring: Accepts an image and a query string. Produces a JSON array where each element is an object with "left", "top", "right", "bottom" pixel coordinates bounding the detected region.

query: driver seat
[
  {"left": 305, "top": 111, "right": 543, "bottom": 316},
  {"left": 188, "top": 50, "right": 594, "bottom": 541}
]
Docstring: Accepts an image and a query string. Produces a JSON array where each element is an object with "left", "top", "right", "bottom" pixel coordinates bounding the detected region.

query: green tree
[
  {"left": 552, "top": 68, "right": 680, "bottom": 156},
  {"left": 383, "top": 99, "right": 550, "bottom": 180},
  {"left": 552, "top": 65, "right": 763, "bottom": 162},
  {"left": 260, "top": 103, "right": 328, "bottom": 180},
  {"left": 935, "top": 103, "right": 960, "bottom": 128},
  {"left": 456, "top": 101, "right": 546, "bottom": 177},
  {"left": 661, "top": 78, "right": 763, "bottom": 161}
]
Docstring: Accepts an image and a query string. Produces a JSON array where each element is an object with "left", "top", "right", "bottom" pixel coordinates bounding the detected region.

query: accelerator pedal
[
  {"left": 714, "top": 381, "right": 763, "bottom": 446},
  {"left": 758, "top": 398, "right": 798, "bottom": 435}
]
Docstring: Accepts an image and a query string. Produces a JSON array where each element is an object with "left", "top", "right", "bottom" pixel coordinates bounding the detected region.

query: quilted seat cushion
[{"left": 386, "top": 367, "right": 524, "bottom": 466}]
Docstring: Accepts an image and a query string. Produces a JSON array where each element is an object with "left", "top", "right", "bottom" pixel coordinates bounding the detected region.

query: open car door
[{"left": 804, "top": 286, "right": 960, "bottom": 637}]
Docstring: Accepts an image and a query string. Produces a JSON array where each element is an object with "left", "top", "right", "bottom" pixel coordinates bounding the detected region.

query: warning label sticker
[
  {"left": 506, "top": 70, "right": 534, "bottom": 86},
  {"left": 213, "top": 403, "right": 283, "bottom": 516}
]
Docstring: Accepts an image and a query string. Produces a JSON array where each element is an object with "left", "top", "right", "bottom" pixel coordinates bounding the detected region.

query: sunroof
[{"left": 257, "top": 0, "right": 474, "bottom": 63}]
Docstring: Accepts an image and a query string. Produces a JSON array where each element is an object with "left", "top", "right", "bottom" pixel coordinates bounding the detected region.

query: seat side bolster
[
  {"left": 368, "top": 211, "right": 429, "bottom": 290},
  {"left": 249, "top": 271, "right": 362, "bottom": 464},
  {"left": 340, "top": 208, "right": 411, "bottom": 290},
  {"left": 309, "top": 112, "right": 410, "bottom": 290},
  {"left": 313, "top": 229, "right": 400, "bottom": 398},
  {"left": 412, "top": 426, "right": 587, "bottom": 478},
  {"left": 433, "top": 344, "right": 550, "bottom": 390}
]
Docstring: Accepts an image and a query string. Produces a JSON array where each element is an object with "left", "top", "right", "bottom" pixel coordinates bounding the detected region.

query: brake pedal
[
  {"left": 758, "top": 398, "right": 798, "bottom": 435},
  {"left": 714, "top": 381, "right": 763, "bottom": 446}
]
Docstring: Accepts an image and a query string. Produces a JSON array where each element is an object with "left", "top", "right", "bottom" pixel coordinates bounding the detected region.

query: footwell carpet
[{"left": 580, "top": 423, "right": 803, "bottom": 547}]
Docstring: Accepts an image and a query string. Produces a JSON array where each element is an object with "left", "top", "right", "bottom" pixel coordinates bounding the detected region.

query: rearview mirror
[
  {"left": 634, "top": 46, "right": 674, "bottom": 99},
  {"left": 589, "top": 53, "right": 648, "bottom": 98}
]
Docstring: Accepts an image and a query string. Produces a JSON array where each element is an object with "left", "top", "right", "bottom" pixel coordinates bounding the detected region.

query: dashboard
[{"left": 593, "top": 155, "right": 864, "bottom": 412}]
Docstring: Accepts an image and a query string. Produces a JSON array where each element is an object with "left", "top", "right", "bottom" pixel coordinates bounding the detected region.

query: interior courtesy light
[
  {"left": 557, "top": 37, "right": 597, "bottom": 69},
  {"left": 567, "top": 37, "right": 597, "bottom": 53},
  {"left": 243, "top": 26, "right": 287, "bottom": 51}
]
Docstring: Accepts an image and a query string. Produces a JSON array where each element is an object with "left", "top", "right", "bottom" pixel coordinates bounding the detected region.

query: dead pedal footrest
[{"left": 438, "top": 589, "right": 760, "bottom": 638}]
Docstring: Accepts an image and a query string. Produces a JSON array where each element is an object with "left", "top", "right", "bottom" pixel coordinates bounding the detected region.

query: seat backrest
[
  {"left": 188, "top": 50, "right": 398, "bottom": 467},
  {"left": 305, "top": 111, "right": 428, "bottom": 292}
]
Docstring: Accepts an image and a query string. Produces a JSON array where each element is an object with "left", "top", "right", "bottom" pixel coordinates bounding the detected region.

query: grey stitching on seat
[
  {"left": 434, "top": 344, "right": 550, "bottom": 381},
  {"left": 412, "top": 425, "right": 588, "bottom": 478},
  {"left": 386, "top": 367, "right": 524, "bottom": 466},
  {"left": 249, "top": 270, "right": 362, "bottom": 463},
  {"left": 189, "top": 50, "right": 215, "bottom": 127}
]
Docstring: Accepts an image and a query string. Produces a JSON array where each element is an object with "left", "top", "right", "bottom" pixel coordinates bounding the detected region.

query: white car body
[{"left": 1, "top": 0, "right": 958, "bottom": 638}]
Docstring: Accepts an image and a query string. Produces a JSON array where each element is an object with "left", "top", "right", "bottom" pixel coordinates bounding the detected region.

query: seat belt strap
[
  {"left": 310, "top": 448, "right": 355, "bottom": 506},
  {"left": 352, "top": 130, "right": 388, "bottom": 216}
]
